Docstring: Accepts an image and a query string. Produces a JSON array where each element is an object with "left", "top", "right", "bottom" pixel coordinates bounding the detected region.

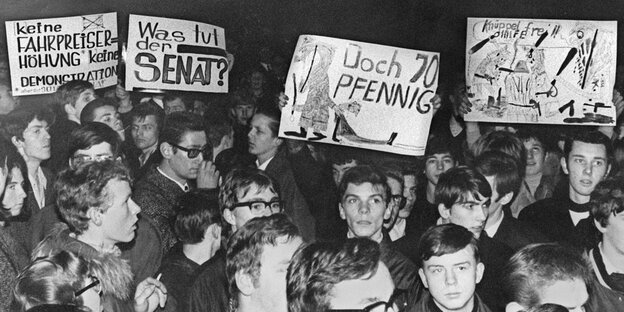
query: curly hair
[
  {"left": 286, "top": 238, "right": 381, "bottom": 312},
  {"left": 55, "top": 160, "right": 132, "bottom": 234}
]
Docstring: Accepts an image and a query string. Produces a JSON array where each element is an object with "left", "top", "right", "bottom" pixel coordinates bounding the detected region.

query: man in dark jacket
[{"left": 586, "top": 177, "right": 624, "bottom": 311}]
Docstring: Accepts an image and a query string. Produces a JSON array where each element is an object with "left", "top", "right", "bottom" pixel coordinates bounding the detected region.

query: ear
[
  {"left": 87, "top": 207, "right": 103, "bottom": 227},
  {"left": 505, "top": 302, "right": 525, "bottom": 312},
  {"left": 475, "top": 262, "right": 485, "bottom": 284},
  {"left": 235, "top": 271, "right": 255, "bottom": 296},
  {"left": 273, "top": 136, "right": 283, "bottom": 147},
  {"left": 160, "top": 142, "right": 173, "bottom": 159},
  {"left": 338, "top": 203, "right": 346, "bottom": 220},
  {"left": 438, "top": 203, "right": 450, "bottom": 220},
  {"left": 64, "top": 103, "right": 75, "bottom": 117},
  {"left": 606, "top": 164, "right": 612, "bottom": 178},
  {"left": 10, "top": 136, "right": 23, "bottom": 149},
  {"left": 499, "top": 192, "right": 514, "bottom": 206},
  {"left": 223, "top": 209, "right": 236, "bottom": 227},
  {"left": 418, "top": 268, "right": 429, "bottom": 288},
  {"left": 560, "top": 156, "right": 569, "bottom": 175},
  {"left": 594, "top": 219, "right": 607, "bottom": 234}
]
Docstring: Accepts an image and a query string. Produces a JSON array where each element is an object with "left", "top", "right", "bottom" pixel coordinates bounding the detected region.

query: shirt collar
[
  {"left": 256, "top": 156, "right": 275, "bottom": 171},
  {"left": 157, "top": 167, "right": 189, "bottom": 192},
  {"left": 484, "top": 212, "right": 505, "bottom": 237}
]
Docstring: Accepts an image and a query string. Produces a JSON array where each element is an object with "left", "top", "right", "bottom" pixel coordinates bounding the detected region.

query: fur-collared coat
[{"left": 32, "top": 224, "right": 135, "bottom": 312}]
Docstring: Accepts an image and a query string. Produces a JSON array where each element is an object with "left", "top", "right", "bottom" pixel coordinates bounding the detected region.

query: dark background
[{"left": 2, "top": 0, "right": 623, "bottom": 81}]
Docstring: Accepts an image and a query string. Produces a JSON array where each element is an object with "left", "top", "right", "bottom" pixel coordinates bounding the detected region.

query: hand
[
  {"left": 226, "top": 51, "right": 235, "bottom": 73},
  {"left": 133, "top": 277, "right": 167, "bottom": 312},
  {"left": 278, "top": 92, "right": 289, "bottom": 112},
  {"left": 430, "top": 93, "right": 442, "bottom": 116},
  {"left": 197, "top": 160, "right": 220, "bottom": 189},
  {"left": 613, "top": 89, "right": 624, "bottom": 118}
]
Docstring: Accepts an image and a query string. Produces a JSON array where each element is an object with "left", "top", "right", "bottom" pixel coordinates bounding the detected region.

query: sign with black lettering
[
  {"left": 125, "top": 14, "right": 228, "bottom": 93},
  {"left": 279, "top": 35, "right": 439, "bottom": 156},
  {"left": 5, "top": 13, "right": 119, "bottom": 95},
  {"left": 465, "top": 18, "right": 617, "bottom": 125}
]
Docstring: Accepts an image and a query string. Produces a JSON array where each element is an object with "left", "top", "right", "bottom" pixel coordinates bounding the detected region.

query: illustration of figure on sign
[{"left": 285, "top": 36, "right": 397, "bottom": 145}]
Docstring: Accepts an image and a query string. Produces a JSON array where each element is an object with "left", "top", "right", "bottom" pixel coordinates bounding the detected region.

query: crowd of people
[{"left": 0, "top": 37, "right": 623, "bottom": 312}]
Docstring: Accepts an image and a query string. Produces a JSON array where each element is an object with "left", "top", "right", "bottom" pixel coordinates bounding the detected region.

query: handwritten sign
[
  {"left": 465, "top": 18, "right": 617, "bottom": 125},
  {"left": 125, "top": 15, "right": 228, "bottom": 93},
  {"left": 279, "top": 35, "right": 439, "bottom": 156},
  {"left": 5, "top": 13, "right": 118, "bottom": 96}
]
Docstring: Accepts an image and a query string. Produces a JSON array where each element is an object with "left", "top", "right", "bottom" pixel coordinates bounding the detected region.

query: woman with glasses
[{"left": 0, "top": 138, "right": 31, "bottom": 311}]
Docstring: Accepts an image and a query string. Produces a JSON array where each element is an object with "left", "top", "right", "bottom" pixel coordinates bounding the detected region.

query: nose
[
  {"left": 584, "top": 163, "right": 593, "bottom": 175},
  {"left": 43, "top": 128, "right": 51, "bottom": 140},
  {"left": 129, "top": 199, "right": 141, "bottom": 215},
  {"left": 527, "top": 150, "right": 534, "bottom": 160},
  {"left": 358, "top": 201, "right": 371, "bottom": 214},
  {"left": 475, "top": 205, "right": 487, "bottom": 221},
  {"left": 436, "top": 160, "right": 444, "bottom": 170},
  {"left": 17, "top": 185, "right": 27, "bottom": 200},
  {"left": 262, "top": 206, "right": 273, "bottom": 217},
  {"left": 445, "top": 270, "right": 457, "bottom": 286}
]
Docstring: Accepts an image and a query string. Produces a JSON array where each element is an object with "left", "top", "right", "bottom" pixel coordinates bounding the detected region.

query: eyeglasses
[
  {"left": 75, "top": 275, "right": 102, "bottom": 297},
  {"left": 327, "top": 289, "right": 406, "bottom": 312},
  {"left": 71, "top": 154, "right": 114, "bottom": 166},
  {"left": 169, "top": 142, "right": 210, "bottom": 159},
  {"left": 232, "top": 200, "right": 282, "bottom": 214}
]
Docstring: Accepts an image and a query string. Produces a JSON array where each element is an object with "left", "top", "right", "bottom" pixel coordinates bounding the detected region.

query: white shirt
[
  {"left": 388, "top": 217, "right": 406, "bottom": 241},
  {"left": 256, "top": 156, "right": 275, "bottom": 171},
  {"left": 484, "top": 212, "right": 505, "bottom": 238},
  {"left": 29, "top": 167, "right": 47, "bottom": 209},
  {"left": 569, "top": 210, "right": 590, "bottom": 226},
  {"left": 157, "top": 167, "right": 189, "bottom": 192}
]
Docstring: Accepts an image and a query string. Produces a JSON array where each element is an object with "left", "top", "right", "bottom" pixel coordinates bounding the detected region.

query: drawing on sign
[
  {"left": 82, "top": 15, "right": 104, "bottom": 31},
  {"left": 465, "top": 18, "right": 617, "bottom": 126},
  {"left": 284, "top": 37, "right": 397, "bottom": 145}
]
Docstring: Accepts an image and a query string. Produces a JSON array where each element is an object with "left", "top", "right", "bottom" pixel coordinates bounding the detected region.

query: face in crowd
[{"left": 339, "top": 182, "right": 391, "bottom": 240}]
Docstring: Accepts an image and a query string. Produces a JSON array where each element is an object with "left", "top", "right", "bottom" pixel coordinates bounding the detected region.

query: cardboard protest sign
[
  {"left": 5, "top": 13, "right": 118, "bottom": 96},
  {"left": 125, "top": 14, "right": 228, "bottom": 93},
  {"left": 465, "top": 18, "right": 617, "bottom": 126},
  {"left": 280, "top": 35, "right": 439, "bottom": 156}
]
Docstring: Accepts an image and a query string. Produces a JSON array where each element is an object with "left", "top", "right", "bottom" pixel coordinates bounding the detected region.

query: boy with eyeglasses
[
  {"left": 188, "top": 167, "right": 284, "bottom": 312},
  {"left": 287, "top": 238, "right": 399, "bottom": 312},
  {"left": 412, "top": 224, "right": 490, "bottom": 312},
  {"left": 133, "top": 112, "right": 220, "bottom": 253}
]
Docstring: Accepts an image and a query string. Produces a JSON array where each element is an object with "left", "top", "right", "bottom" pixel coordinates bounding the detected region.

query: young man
[
  {"left": 586, "top": 177, "right": 624, "bottom": 311},
  {"left": 338, "top": 165, "right": 418, "bottom": 294},
  {"left": 382, "top": 165, "right": 407, "bottom": 241},
  {"left": 80, "top": 98, "right": 126, "bottom": 141},
  {"left": 33, "top": 160, "right": 167, "bottom": 312},
  {"left": 475, "top": 151, "right": 548, "bottom": 250},
  {"left": 133, "top": 112, "right": 219, "bottom": 252},
  {"left": 408, "top": 136, "right": 458, "bottom": 235},
  {"left": 0, "top": 105, "right": 55, "bottom": 223},
  {"left": 129, "top": 101, "right": 165, "bottom": 180},
  {"left": 433, "top": 166, "right": 513, "bottom": 311},
  {"left": 48, "top": 80, "right": 97, "bottom": 173},
  {"left": 511, "top": 128, "right": 556, "bottom": 217},
  {"left": 519, "top": 131, "right": 612, "bottom": 251},
  {"left": 230, "top": 92, "right": 256, "bottom": 154},
  {"left": 287, "top": 238, "right": 396, "bottom": 312},
  {"left": 187, "top": 168, "right": 282, "bottom": 312},
  {"left": 414, "top": 224, "right": 490, "bottom": 312},
  {"left": 163, "top": 92, "right": 190, "bottom": 115},
  {"left": 248, "top": 108, "right": 315, "bottom": 241},
  {"left": 158, "top": 191, "right": 222, "bottom": 311},
  {"left": 504, "top": 244, "right": 592, "bottom": 312},
  {"left": 227, "top": 214, "right": 303, "bottom": 312}
]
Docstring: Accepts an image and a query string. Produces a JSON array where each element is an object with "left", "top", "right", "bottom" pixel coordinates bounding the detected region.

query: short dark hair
[
  {"left": 79, "top": 98, "right": 117, "bottom": 125},
  {"left": 328, "top": 146, "right": 361, "bottom": 166},
  {"left": 159, "top": 112, "right": 207, "bottom": 146},
  {"left": 472, "top": 130, "right": 525, "bottom": 169},
  {"left": 418, "top": 224, "right": 480, "bottom": 266},
  {"left": 425, "top": 135, "right": 457, "bottom": 161},
  {"left": 338, "top": 165, "right": 390, "bottom": 204},
  {"left": 55, "top": 80, "right": 94, "bottom": 107},
  {"left": 382, "top": 163, "right": 405, "bottom": 191},
  {"left": 474, "top": 150, "right": 522, "bottom": 202},
  {"left": 287, "top": 238, "right": 381, "bottom": 312},
  {"left": 435, "top": 166, "right": 492, "bottom": 208},
  {"left": 564, "top": 130, "right": 613, "bottom": 165},
  {"left": 503, "top": 243, "right": 592, "bottom": 309},
  {"left": 516, "top": 127, "right": 552, "bottom": 152},
  {"left": 590, "top": 177, "right": 624, "bottom": 227},
  {"left": 163, "top": 92, "right": 192, "bottom": 110},
  {"left": 68, "top": 122, "right": 122, "bottom": 161},
  {"left": 174, "top": 190, "right": 222, "bottom": 244},
  {"left": 219, "top": 167, "right": 279, "bottom": 211},
  {"left": 55, "top": 160, "right": 132, "bottom": 234},
  {"left": 253, "top": 107, "right": 281, "bottom": 138},
  {"left": 226, "top": 214, "right": 300, "bottom": 309},
  {"left": 0, "top": 104, "right": 54, "bottom": 142},
  {"left": 131, "top": 100, "right": 165, "bottom": 132}
]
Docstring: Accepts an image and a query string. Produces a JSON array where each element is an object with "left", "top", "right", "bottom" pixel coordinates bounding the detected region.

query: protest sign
[
  {"left": 5, "top": 13, "right": 118, "bottom": 96},
  {"left": 465, "top": 18, "right": 617, "bottom": 125},
  {"left": 125, "top": 14, "right": 228, "bottom": 93},
  {"left": 280, "top": 35, "right": 439, "bottom": 156}
]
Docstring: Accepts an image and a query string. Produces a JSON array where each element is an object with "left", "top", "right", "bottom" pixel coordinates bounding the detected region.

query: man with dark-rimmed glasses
[
  {"left": 287, "top": 238, "right": 402, "bottom": 312},
  {"left": 133, "top": 112, "right": 220, "bottom": 253},
  {"left": 188, "top": 167, "right": 283, "bottom": 312}
]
